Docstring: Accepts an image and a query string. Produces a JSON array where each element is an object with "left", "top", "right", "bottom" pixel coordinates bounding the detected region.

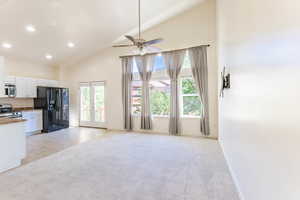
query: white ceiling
[{"left": 0, "top": 0, "right": 204, "bottom": 66}]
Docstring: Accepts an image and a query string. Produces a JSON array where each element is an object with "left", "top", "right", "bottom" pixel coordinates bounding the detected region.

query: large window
[
  {"left": 131, "top": 53, "right": 202, "bottom": 118},
  {"left": 180, "top": 77, "right": 202, "bottom": 117}
]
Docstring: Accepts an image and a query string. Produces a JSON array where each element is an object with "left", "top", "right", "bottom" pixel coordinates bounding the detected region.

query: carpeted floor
[{"left": 0, "top": 133, "right": 239, "bottom": 200}]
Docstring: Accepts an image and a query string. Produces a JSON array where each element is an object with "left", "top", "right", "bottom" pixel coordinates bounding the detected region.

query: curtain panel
[
  {"left": 188, "top": 46, "right": 210, "bottom": 136},
  {"left": 122, "top": 57, "right": 134, "bottom": 130},
  {"left": 135, "top": 55, "right": 156, "bottom": 130},
  {"left": 163, "top": 50, "right": 186, "bottom": 136}
]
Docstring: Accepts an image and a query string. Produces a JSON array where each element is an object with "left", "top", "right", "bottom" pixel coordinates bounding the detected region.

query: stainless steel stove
[{"left": 0, "top": 104, "right": 22, "bottom": 118}]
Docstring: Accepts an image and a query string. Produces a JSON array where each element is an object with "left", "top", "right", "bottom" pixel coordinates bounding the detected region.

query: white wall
[
  {"left": 217, "top": 0, "right": 300, "bottom": 199},
  {"left": 60, "top": 0, "right": 219, "bottom": 138}
]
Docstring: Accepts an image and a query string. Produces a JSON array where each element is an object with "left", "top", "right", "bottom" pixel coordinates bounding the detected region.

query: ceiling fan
[{"left": 113, "top": 0, "right": 164, "bottom": 54}]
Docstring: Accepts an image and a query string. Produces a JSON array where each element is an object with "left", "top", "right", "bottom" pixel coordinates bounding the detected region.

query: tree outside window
[
  {"left": 180, "top": 77, "right": 202, "bottom": 117},
  {"left": 150, "top": 80, "right": 170, "bottom": 116}
]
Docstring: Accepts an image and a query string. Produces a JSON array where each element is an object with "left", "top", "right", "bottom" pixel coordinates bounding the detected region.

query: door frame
[{"left": 79, "top": 81, "right": 107, "bottom": 129}]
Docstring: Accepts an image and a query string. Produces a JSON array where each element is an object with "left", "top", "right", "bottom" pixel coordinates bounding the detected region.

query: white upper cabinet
[
  {"left": 0, "top": 57, "right": 6, "bottom": 97},
  {"left": 15, "top": 77, "right": 59, "bottom": 98},
  {"left": 15, "top": 77, "right": 38, "bottom": 98},
  {"left": 15, "top": 77, "right": 28, "bottom": 98},
  {"left": 36, "top": 79, "right": 59, "bottom": 87}
]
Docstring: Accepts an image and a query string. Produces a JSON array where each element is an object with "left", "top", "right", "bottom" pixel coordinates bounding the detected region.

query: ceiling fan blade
[
  {"left": 113, "top": 44, "right": 135, "bottom": 48},
  {"left": 143, "top": 38, "right": 164, "bottom": 46},
  {"left": 144, "top": 46, "right": 161, "bottom": 53},
  {"left": 125, "top": 35, "right": 136, "bottom": 43}
]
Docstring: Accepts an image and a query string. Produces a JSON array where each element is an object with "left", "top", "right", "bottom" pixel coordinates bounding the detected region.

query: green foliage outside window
[
  {"left": 181, "top": 78, "right": 202, "bottom": 116},
  {"left": 183, "top": 96, "right": 202, "bottom": 116},
  {"left": 150, "top": 89, "right": 170, "bottom": 116},
  {"left": 182, "top": 78, "right": 197, "bottom": 94}
]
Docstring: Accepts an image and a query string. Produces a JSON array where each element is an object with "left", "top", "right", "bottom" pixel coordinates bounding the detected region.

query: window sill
[
  {"left": 181, "top": 116, "right": 201, "bottom": 119},
  {"left": 132, "top": 115, "right": 201, "bottom": 119}
]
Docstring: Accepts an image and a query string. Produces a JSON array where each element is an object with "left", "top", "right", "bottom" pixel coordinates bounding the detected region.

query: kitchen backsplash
[{"left": 0, "top": 98, "right": 34, "bottom": 108}]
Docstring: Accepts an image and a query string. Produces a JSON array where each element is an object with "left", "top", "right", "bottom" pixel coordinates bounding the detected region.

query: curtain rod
[{"left": 119, "top": 44, "right": 210, "bottom": 58}]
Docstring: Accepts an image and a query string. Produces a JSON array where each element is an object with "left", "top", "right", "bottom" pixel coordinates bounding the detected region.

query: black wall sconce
[{"left": 220, "top": 67, "right": 230, "bottom": 97}]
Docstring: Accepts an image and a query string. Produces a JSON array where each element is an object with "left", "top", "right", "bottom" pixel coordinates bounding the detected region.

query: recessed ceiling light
[
  {"left": 25, "top": 25, "right": 36, "bottom": 32},
  {"left": 2, "top": 42, "right": 12, "bottom": 49},
  {"left": 45, "top": 54, "right": 53, "bottom": 60},
  {"left": 67, "top": 42, "right": 75, "bottom": 48}
]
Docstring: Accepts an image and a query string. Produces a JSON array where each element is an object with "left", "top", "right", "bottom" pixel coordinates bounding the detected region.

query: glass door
[{"left": 79, "top": 81, "right": 106, "bottom": 128}]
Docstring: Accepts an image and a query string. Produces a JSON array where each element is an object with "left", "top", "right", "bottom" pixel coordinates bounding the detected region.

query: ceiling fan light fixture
[{"left": 113, "top": 0, "right": 164, "bottom": 52}]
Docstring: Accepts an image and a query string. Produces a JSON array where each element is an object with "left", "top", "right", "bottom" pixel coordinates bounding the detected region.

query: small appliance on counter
[
  {"left": 34, "top": 87, "right": 69, "bottom": 133},
  {"left": 0, "top": 104, "right": 22, "bottom": 118}
]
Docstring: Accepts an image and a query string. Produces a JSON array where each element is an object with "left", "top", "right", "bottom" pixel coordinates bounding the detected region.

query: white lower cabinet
[{"left": 22, "top": 110, "right": 43, "bottom": 136}]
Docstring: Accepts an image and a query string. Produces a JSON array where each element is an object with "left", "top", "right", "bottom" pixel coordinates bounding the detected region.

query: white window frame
[
  {"left": 131, "top": 52, "right": 201, "bottom": 119},
  {"left": 179, "top": 76, "right": 201, "bottom": 119},
  {"left": 131, "top": 80, "right": 142, "bottom": 116},
  {"left": 149, "top": 78, "right": 171, "bottom": 118}
]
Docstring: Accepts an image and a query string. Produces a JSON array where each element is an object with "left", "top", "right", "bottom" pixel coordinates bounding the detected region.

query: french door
[{"left": 79, "top": 81, "right": 106, "bottom": 128}]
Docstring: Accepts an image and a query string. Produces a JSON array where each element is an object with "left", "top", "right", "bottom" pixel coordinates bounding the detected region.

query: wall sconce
[{"left": 220, "top": 67, "right": 230, "bottom": 97}]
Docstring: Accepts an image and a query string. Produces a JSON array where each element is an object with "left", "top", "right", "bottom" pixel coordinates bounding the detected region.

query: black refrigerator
[{"left": 34, "top": 87, "right": 69, "bottom": 133}]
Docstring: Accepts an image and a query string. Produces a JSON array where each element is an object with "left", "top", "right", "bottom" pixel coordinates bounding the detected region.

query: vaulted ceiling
[{"left": 0, "top": 0, "right": 204, "bottom": 66}]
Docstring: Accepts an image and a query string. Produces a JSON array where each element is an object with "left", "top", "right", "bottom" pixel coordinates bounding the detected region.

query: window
[
  {"left": 80, "top": 85, "right": 91, "bottom": 121},
  {"left": 180, "top": 77, "right": 202, "bottom": 117},
  {"left": 131, "top": 53, "right": 201, "bottom": 118},
  {"left": 132, "top": 81, "right": 142, "bottom": 115},
  {"left": 182, "top": 51, "right": 191, "bottom": 69},
  {"left": 150, "top": 80, "right": 170, "bottom": 116}
]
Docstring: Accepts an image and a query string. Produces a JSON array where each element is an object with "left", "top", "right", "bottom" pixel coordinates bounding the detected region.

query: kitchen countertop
[
  {"left": 0, "top": 117, "right": 26, "bottom": 125},
  {"left": 13, "top": 107, "right": 42, "bottom": 112}
]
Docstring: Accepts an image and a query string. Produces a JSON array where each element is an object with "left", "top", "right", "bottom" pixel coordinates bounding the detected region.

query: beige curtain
[
  {"left": 188, "top": 46, "right": 210, "bottom": 136},
  {"left": 122, "top": 57, "right": 134, "bottom": 130},
  {"left": 135, "top": 55, "right": 156, "bottom": 129},
  {"left": 163, "top": 50, "right": 186, "bottom": 135}
]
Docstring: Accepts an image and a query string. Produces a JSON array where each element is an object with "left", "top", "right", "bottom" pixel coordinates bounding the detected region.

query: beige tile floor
[{"left": 23, "top": 127, "right": 107, "bottom": 164}]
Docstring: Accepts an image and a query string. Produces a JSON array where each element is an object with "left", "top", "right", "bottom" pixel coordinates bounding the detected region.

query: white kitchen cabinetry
[
  {"left": 16, "top": 77, "right": 37, "bottom": 98},
  {"left": 0, "top": 121, "right": 26, "bottom": 173},
  {"left": 5, "top": 76, "right": 16, "bottom": 84},
  {"left": 11, "top": 76, "right": 59, "bottom": 98},
  {"left": 22, "top": 110, "right": 43, "bottom": 136},
  {"left": 36, "top": 79, "right": 59, "bottom": 87},
  {"left": 0, "top": 57, "right": 6, "bottom": 97}
]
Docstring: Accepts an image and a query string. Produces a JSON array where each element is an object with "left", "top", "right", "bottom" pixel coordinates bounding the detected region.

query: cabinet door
[
  {"left": 22, "top": 111, "right": 43, "bottom": 133},
  {"left": 26, "top": 78, "right": 37, "bottom": 98},
  {"left": 15, "top": 77, "right": 27, "bottom": 98},
  {"left": 16, "top": 77, "right": 37, "bottom": 98}
]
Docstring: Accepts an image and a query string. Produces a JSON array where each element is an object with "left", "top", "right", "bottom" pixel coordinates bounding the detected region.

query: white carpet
[{"left": 0, "top": 133, "right": 239, "bottom": 200}]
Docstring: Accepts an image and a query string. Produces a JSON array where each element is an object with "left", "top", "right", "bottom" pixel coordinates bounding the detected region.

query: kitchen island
[{"left": 0, "top": 118, "right": 26, "bottom": 173}]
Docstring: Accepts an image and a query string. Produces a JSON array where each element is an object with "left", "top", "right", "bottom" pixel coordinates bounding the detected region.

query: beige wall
[
  {"left": 60, "top": 0, "right": 218, "bottom": 137},
  {"left": 0, "top": 98, "right": 33, "bottom": 108},
  {"left": 217, "top": 0, "right": 300, "bottom": 199},
  {"left": 5, "top": 57, "right": 59, "bottom": 80}
]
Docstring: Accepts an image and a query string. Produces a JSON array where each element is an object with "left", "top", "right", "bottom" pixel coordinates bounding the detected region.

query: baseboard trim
[
  {"left": 107, "top": 128, "right": 218, "bottom": 140},
  {"left": 219, "top": 140, "right": 245, "bottom": 200}
]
